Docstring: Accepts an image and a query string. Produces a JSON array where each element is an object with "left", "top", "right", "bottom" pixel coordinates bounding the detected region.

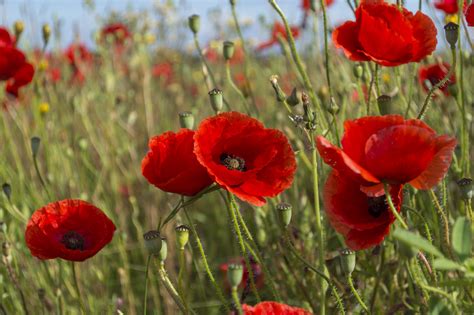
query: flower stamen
[
  {"left": 61, "top": 231, "right": 85, "bottom": 251},
  {"left": 220, "top": 153, "right": 246, "bottom": 171}
]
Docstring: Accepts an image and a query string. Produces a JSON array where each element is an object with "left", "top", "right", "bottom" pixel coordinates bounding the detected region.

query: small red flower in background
[
  {"left": 0, "top": 27, "right": 34, "bottom": 98},
  {"left": 142, "top": 129, "right": 213, "bottom": 196},
  {"left": 220, "top": 257, "right": 264, "bottom": 289},
  {"left": 101, "top": 23, "right": 131, "bottom": 45},
  {"left": 333, "top": 0, "right": 437, "bottom": 67},
  {"left": 324, "top": 171, "right": 403, "bottom": 250},
  {"left": 434, "top": 0, "right": 465, "bottom": 15},
  {"left": 466, "top": 4, "right": 474, "bottom": 26},
  {"left": 317, "top": 115, "right": 456, "bottom": 191},
  {"left": 25, "top": 200, "right": 116, "bottom": 261},
  {"left": 243, "top": 301, "right": 312, "bottom": 314},
  {"left": 152, "top": 62, "right": 174, "bottom": 84},
  {"left": 302, "top": 0, "right": 334, "bottom": 11},
  {"left": 64, "top": 43, "right": 93, "bottom": 83},
  {"left": 418, "top": 62, "right": 455, "bottom": 95},
  {"left": 194, "top": 112, "right": 296, "bottom": 206},
  {"left": 256, "top": 22, "right": 300, "bottom": 52}
]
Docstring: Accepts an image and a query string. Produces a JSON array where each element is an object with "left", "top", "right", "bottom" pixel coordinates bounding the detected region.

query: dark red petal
[
  {"left": 364, "top": 125, "right": 453, "bottom": 186},
  {"left": 316, "top": 136, "right": 380, "bottom": 186},
  {"left": 345, "top": 223, "right": 391, "bottom": 250},
  {"left": 408, "top": 11, "right": 438, "bottom": 62},
  {"left": 466, "top": 4, "right": 474, "bottom": 26},
  {"left": 332, "top": 21, "right": 370, "bottom": 62}
]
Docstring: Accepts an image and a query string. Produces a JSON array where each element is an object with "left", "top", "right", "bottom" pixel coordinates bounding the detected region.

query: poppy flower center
[
  {"left": 220, "top": 153, "right": 246, "bottom": 171},
  {"left": 61, "top": 231, "right": 85, "bottom": 251},
  {"left": 367, "top": 195, "right": 387, "bottom": 218}
]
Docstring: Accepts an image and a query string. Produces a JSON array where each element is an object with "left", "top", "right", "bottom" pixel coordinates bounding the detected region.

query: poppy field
[{"left": 1, "top": 0, "right": 474, "bottom": 314}]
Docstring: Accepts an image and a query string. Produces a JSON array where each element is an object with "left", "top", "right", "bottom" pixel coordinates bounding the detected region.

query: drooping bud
[
  {"left": 14, "top": 21, "right": 24, "bottom": 39},
  {"left": 188, "top": 15, "right": 201, "bottom": 34},
  {"left": 339, "top": 248, "right": 356, "bottom": 275},
  {"left": 2, "top": 183, "right": 11, "bottom": 201},
  {"left": 377, "top": 95, "right": 392, "bottom": 115},
  {"left": 209, "top": 88, "right": 223, "bottom": 112},
  {"left": 444, "top": 22, "right": 459, "bottom": 49},
  {"left": 353, "top": 63, "right": 363, "bottom": 79},
  {"left": 269, "top": 75, "right": 286, "bottom": 102},
  {"left": 42, "top": 24, "right": 51, "bottom": 46},
  {"left": 327, "top": 97, "right": 339, "bottom": 115},
  {"left": 175, "top": 225, "right": 190, "bottom": 250},
  {"left": 178, "top": 111, "right": 195, "bottom": 129},
  {"left": 227, "top": 263, "right": 244, "bottom": 288},
  {"left": 286, "top": 88, "right": 300, "bottom": 107},
  {"left": 223, "top": 41, "right": 235, "bottom": 61},
  {"left": 31, "top": 136, "right": 41, "bottom": 158},
  {"left": 143, "top": 230, "right": 163, "bottom": 255},
  {"left": 277, "top": 202, "right": 292, "bottom": 227},
  {"left": 457, "top": 178, "right": 473, "bottom": 200}
]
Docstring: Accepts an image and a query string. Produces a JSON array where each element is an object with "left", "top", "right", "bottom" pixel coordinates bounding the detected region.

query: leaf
[
  {"left": 433, "top": 258, "right": 465, "bottom": 272},
  {"left": 393, "top": 229, "right": 444, "bottom": 258},
  {"left": 452, "top": 216, "right": 472, "bottom": 262}
]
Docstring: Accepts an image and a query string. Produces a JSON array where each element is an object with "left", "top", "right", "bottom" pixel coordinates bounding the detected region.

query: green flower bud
[
  {"left": 42, "top": 24, "right": 51, "bottom": 46},
  {"left": 227, "top": 263, "right": 244, "bottom": 288},
  {"left": 327, "top": 97, "right": 339, "bottom": 115},
  {"left": 444, "top": 22, "right": 459, "bottom": 49},
  {"left": 175, "top": 225, "right": 190, "bottom": 250},
  {"left": 286, "top": 88, "right": 300, "bottom": 107},
  {"left": 14, "top": 21, "right": 24, "bottom": 39},
  {"left": 158, "top": 238, "right": 168, "bottom": 262},
  {"left": 339, "top": 248, "right": 356, "bottom": 275},
  {"left": 230, "top": 0, "right": 237, "bottom": 6},
  {"left": 270, "top": 75, "right": 286, "bottom": 102},
  {"left": 209, "top": 88, "right": 224, "bottom": 112},
  {"left": 277, "top": 202, "right": 292, "bottom": 227},
  {"left": 31, "top": 136, "right": 41, "bottom": 158},
  {"left": 377, "top": 95, "right": 392, "bottom": 115},
  {"left": 179, "top": 111, "right": 195, "bottom": 130},
  {"left": 2, "top": 183, "right": 11, "bottom": 201},
  {"left": 223, "top": 41, "right": 235, "bottom": 61},
  {"left": 188, "top": 15, "right": 200, "bottom": 34},
  {"left": 457, "top": 178, "right": 473, "bottom": 200},
  {"left": 353, "top": 64, "right": 363, "bottom": 79},
  {"left": 143, "top": 230, "right": 163, "bottom": 255}
]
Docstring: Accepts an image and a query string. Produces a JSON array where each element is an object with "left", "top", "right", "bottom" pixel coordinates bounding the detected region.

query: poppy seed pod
[
  {"left": 208, "top": 88, "right": 223, "bottom": 112},
  {"left": 178, "top": 111, "right": 195, "bottom": 130},
  {"left": 175, "top": 225, "right": 190, "bottom": 250},
  {"left": 42, "top": 24, "right": 51, "bottom": 45},
  {"left": 227, "top": 263, "right": 244, "bottom": 288},
  {"left": 14, "top": 21, "right": 24, "bottom": 38},
  {"left": 377, "top": 95, "right": 392, "bottom": 115},
  {"left": 339, "top": 248, "right": 356, "bottom": 275},
  {"left": 277, "top": 202, "right": 292, "bottom": 227},
  {"left": 444, "top": 22, "right": 459, "bottom": 49},
  {"left": 143, "top": 230, "right": 163, "bottom": 255},
  {"left": 230, "top": 0, "right": 236, "bottom": 6},
  {"left": 286, "top": 88, "right": 300, "bottom": 107},
  {"left": 2, "top": 183, "right": 11, "bottom": 201},
  {"left": 31, "top": 136, "right": 41, "bottom": 158},
  {"left": 457, "top": 178, "right": 473, "bottom": 200},
  {"left": 188, "top": 15, "right": 200, "bottom": 34},
  {"left": 327, "top": 97, "right": 339, "bottom": 115},
  {"left": 353, "top": 64, "right": 363, "bottom": 79},
  {"left": 223, "top": 41, "right": 235, "bottom": 61},
  {"left": 269, "top": 75, "right": 286, "bottom": 102}
]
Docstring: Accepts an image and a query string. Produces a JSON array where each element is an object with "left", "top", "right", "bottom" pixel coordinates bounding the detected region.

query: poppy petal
[{"left": 332, "top": 21, "right": 370, "bottom": 61}]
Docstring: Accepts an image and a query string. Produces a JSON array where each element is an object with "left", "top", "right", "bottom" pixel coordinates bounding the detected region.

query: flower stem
[
  {"left": 71, "top": 262, "right": 85, "bottom": 315},
  {"left": 225, "top": 60, "right": 252, "bottom": 115},
  {"left": 348, "top": 275, "right": 369, "bottom": 313},
  {"left": 383, "top": 183, "right": 408, "bottom": 229},
  {"left": 231, "top": 287, "right": 243, "bottom": 315},
  {"left": 156, "top": 261, "right": 190, "bottom": 314},
  {"left": 143, "top": 255, "right": 151, "bottom": 315}
]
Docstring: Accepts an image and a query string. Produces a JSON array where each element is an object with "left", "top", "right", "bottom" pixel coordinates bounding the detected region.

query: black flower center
[
  {"left": 367, "top": 195, "right": 387, "bottom": 218},
  {"left": 220, "top": 153, "right": 246, "bottom": 171},
  {"left": 61, "top": 231, "right": 85, "bottom": 251}
]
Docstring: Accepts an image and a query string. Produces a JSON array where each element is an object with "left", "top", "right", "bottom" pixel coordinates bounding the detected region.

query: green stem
[
  {"left": 319, "top": 0, "right": 332, "bottom": 96},
  {"left": 383, "top": 183, "right": 408, "bottom": 229},
  {"left": 348, "top": 275, "right": 369, "bottom": 313},
  {"left": 143, "top": 255, "right": 151, "bottom": 315},
  {"left": 225, "top": 61, "right": 252, "bottom": 115},
  {"left": 71, "top": 262, "right": 85, "bottom": 315},
  {"left": 33, "top": 155, "right": 52, "bottom": 200},
  {"left": 157, "top": 262, "right": 190, "bottom": 314},
  {"left": 231, "top": 287, "right": 243, "bottom": 315},
  {"left": 369, "top": 248, "right": 384, "bottom": 312},
  {"left": 183, "top": 209, "right": 231, "bottom": 313}
]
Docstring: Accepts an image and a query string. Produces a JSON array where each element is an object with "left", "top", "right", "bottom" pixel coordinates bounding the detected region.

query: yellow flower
[
  {"left": 38, "top": 59, "right": 49, "bottom": 71},
  {"left": 39, "top": 102, "right": 50, "bottom": 115},
  {"left": 445, "top": 14, "right": 459, "bottom": 24},
  {"left": 144, "top": 33, "right": 156, "bottom": 44},
  {"left": 382, "top": 73, "right": 391, "bottom": 83}
]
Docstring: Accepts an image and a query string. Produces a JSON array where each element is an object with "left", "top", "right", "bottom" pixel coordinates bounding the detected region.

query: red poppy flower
[
  {"left": 152, "top": 62, "right": 173, "bottom": 84},
  {"left": 434, "top": 0, "right": 465, "bottom": 15},
  {"left": 101, "top": 23, "right": 131, "bottom": 45},
  {"left": 317, "top": 115, "right": 456, "bottom": 191},
  {"left": 25, "top": 199, "right": 116, "bottom": 262},
  {"left": 466, "top": 4, "right": 474, "bottom": 26},
  {"left": 418, "top": 62, "right": 455, "bottom": 95},
  {"left": 0, "top": 27, "right": 34, "bottom": 97},
  {"left": 142, "top": 128, "right": 213, "bottom": 196},
  {"left": 332, "top": 0, "right": 437, "bottom": 67},
  {"left": 302, "top": 0, "right": 334, "bottom": 11},
  {"left": 242, "top": 301, "right": 312, "bottom": 315},
  {"left": 220, "top": 257, "right": 264, "bottom": 289},
  {"left": 324, "top": 171, "right": 403, "bottom": 250},
  {"left": 64, "top": 43, "right": 92, "bottom": 66},
  {"left": 256, "top": 22, "right": 301, "bottom": 52},
  {"left": 194, "top": 112, "right": 297, "bottom": 206}
]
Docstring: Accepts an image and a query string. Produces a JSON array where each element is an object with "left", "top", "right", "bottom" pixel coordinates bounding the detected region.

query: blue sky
[{"left": 0, "top": 0, "right": 445, "bottom": 49}]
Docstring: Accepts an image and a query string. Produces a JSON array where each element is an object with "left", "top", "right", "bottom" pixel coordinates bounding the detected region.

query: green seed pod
[
  {"left": 457, "top": 178, "right": 473, "bottom": 200},
  {"left": 31, "top": 136, "right": 41, "bottom": 158},
  {"left": 227, "top": 263, "right": 244, "bottom": 288},
  {"left": 178, "top": 111, "right": 195, "bottom": 130},
  {"left": 223, "top": 41, "right": 235, "bottom": 61},
  {"left": 277, "top": 202, "right": 292, "bottom": 227},
  {"left": 353, "top": 63, "right": 363, "bottom": 79},
  {"left": 159, "top": 238, "right": 168, "bottom": 263},
  {"left": 339, "top": 248, "right": 356, "bottom": 275},
  {"left": 143, "top": 230, "right": 163, "bottom": 255},
  {"left": 377, "top": 95, "right": 392, "bottom": 115},
  {"left": 209, "top": 88, "right": 224, "bottom": 112},
  {"left": 286, "top": 88, "right": 300, "bottom": 107},
  {"left": 230, "top": 0, "right": 237, "bottom": 6},
  {"left": 2, "top": 183, "right": 11, "bottom": 201},
  {"left": 270, "top": 75, "right": 287, "bottom": 102},
  {"left": 42, "top": 24, "right": 51, "bottom": 46},
  {"left": 327, "top": 97, "right": 339, "bottom": 115},
  {"left": 14, "top": 21, "right": 24, "bottom": 39},
  {"left": 175, "top": 225, "right": 190, "bottom": 250},
  {"left": 444, "top": 22, "right": 459, "bottom": 49},
  {"left": 188, "top": 15, "right": 201, "bottom": 34}
]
